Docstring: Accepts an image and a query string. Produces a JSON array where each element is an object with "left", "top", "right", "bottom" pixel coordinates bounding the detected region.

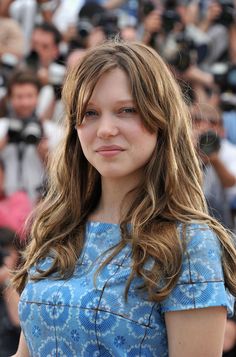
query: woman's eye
[
  {"left": 121, "top": 107, "right": 137, "bottom": 114},
  {"left": 84, "top": 110, "right": 98, "bottom": 117}
]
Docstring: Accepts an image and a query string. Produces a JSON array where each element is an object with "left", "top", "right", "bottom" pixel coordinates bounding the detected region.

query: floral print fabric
[{"left": 19, "top": 222, "right": 234, "bottom": 356}]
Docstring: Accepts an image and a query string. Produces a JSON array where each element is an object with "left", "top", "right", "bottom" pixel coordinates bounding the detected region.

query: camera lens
[
  {"left": 77, "top": 20, "right": 94, "bottom": 38},
  {"left": 22, "top": 121, "right": 43, "bottom": 145},
  {"left": 8, "top": 119, "right": 24, "bottom": 144},
  {"left": 199, "top": 130, "right": 221, "bottom": 156}
]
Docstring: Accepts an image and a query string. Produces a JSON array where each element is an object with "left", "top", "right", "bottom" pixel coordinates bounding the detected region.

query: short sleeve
[{"left": 160, "top": 223, "right": 235, "bottom": 316}]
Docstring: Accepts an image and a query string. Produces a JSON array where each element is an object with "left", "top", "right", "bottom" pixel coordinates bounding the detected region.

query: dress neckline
[{"left": 87, "top": 221, "right": 120, "bottom": 226}]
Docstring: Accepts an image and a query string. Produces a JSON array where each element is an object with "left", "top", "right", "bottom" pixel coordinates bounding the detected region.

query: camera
[
  {"left": 48, "top": 62, "right": 66, "bottom": 100},
  {"left": 77, "top": 2, "right": 119, "bottom": 40},
  {"left": 0, "top": 53, "right": 19, "bottom": 93},
  {"left": 141, "top": 0, "right": 181, "bottom": 33},
  {"left": 96, "top": 12, "right": 119, "bottom": 37},
  {"left": 77, "top": 12, "right": 119, "bottom": 39},
  {"left": 162, "top": 32, "right": 194, "bottom": 72},
  {"left": 212, "top": 63, "right": 236, "bottom": 110},
  {"left": 198, "top": 130, "right": 221, "bottom": 156},
  {"left": 8, "top": 118, "right": 43, "bottom": 145},
  {"left": 162, "top": 9, "right": 181, "bottom": 33},
  {"left": 77, "top": 19, "right": 94, "bottom": 38}
]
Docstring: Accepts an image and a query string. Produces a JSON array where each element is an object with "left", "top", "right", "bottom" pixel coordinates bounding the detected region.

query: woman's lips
[{"left": 96, "top": 145, "right": 124, "bottom": 157}]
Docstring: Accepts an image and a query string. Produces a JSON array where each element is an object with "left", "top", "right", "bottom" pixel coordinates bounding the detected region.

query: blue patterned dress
[{"left": 19, "top": 222, "right": 234, "bottom": 357}]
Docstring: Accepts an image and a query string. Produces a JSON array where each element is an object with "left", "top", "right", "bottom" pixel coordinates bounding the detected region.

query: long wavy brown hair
[{"left": 13, "top": 40, "right": 236, "bottom": 301}]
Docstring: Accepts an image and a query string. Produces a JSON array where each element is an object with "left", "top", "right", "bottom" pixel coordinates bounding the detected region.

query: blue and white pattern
[{"left": 19, "top": 222, "right": 234, "bottom": 356}]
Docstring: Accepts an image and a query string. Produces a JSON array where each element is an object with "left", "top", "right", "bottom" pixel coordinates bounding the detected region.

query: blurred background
[{"left": 0, "top": 0, "right": 236, "bottom": 355}]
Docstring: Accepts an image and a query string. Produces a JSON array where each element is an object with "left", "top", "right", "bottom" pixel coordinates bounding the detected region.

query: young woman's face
[{"left": 76, "top": 68, "right": 157, "bottom": 183}]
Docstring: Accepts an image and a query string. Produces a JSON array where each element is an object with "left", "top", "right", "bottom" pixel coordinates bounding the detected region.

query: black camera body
[
  {"left": 141, "top": 0, "right": 181, "bottom": 33},
  {"left": 97, "top": 12, "right": 119, "bottom": 37},
  {"left": 7, "top": 118, "right": 43, "bottom": 145},
  {"left": 162, "top": 9, "right": 181, "bottom": 33},
  {"left": 199, "top": 130, "right": 221, "bottom": 156},
  {"left": 77, "top": 12, "right": 119, "bottom": 39}
]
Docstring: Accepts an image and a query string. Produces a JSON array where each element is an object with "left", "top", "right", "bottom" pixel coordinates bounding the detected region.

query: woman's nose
[{"left": 97, "top": 115, "right": 119, "bottom": 138}]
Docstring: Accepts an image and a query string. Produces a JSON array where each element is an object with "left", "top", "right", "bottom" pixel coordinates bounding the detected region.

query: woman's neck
[{"left": 89, "top": 177, "right": 139, "bottom": 224}]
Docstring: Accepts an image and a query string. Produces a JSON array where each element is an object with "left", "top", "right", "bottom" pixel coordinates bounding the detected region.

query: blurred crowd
[{"left": 0, "top": 0, "right": 236, "bottom": 356}]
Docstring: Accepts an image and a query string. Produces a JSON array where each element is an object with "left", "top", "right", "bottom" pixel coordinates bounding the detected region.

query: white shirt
[{"left": 0, "top": 118, "right": 63, "bottom": 202}]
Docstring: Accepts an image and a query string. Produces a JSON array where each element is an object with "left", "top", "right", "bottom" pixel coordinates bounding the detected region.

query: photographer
[
  {"left": 138, "top": 0, "right": 215, "bottom": 95},
  {"left": 25, "top": 22, "right": 63, "bottom": 86},
  {"left": 0, "top": 227, "right": 20, "bottom": 357},
  {"left": 0, "top": 70, "right": 62, "bottom": 203},
  {"left": 196, "top": 0, "right": 234, "bottom": 69},
  {"left": 70, "top": 2, "right": 120, "bottom": 49},
  {"left": 192, "top": 104, "right": 236, "bottom": 229}
]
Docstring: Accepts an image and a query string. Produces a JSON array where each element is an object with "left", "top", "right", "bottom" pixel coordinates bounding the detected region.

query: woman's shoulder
[
  {"left": 177, "top": 221, "right": 215, "bottom": 233},
  {"left": 176, "top": 221, "right": 221, "bottom": 259},
  {"left": 176, "top": 221, "right": 223, "bottom": 266},
  {"left": 161, "top": 221, "right": 235, "bottom": 314},
  {"left": 177, "top": 221, "right": 220, "bottom": 248}
]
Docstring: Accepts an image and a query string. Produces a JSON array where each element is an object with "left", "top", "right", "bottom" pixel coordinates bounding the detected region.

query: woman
[{"left": 12, "top": 40, "right": 236, "bottom": 357}]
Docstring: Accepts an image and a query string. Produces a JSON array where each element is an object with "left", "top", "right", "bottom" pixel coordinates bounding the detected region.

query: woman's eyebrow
[{"left": 86, "top": 99, "right": 135, "bottom": 106}]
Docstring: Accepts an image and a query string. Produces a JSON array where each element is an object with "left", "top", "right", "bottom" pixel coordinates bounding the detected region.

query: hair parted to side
[{"left": 13, "top": 39, "right": 236, "bottom": 300}]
